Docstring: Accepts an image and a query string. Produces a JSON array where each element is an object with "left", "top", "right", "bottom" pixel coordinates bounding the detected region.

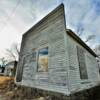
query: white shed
[
  {"left": 16, "top": 4, "right": 100, "bottom": 95},
  {"left": 5, "top": 61, "right": 17, "bottom": 76}
]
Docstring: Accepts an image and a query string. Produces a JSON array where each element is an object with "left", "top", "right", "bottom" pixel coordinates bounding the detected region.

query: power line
[{"left": 0, "top": 0, "right": 22, "bottom": 33}]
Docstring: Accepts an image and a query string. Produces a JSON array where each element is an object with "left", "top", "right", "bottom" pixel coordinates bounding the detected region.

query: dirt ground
[
  {"left": 0, "top": 76, "right": 45, "bottom": 100},
  {"left": 0, "top": 76, "right": 11, "bottom": 99},
  {"left": 0, "top": 76, "right": 32, "bottom": 100},
  {"left": 0, "top": 76, "right": 100, "bottom": 100}
]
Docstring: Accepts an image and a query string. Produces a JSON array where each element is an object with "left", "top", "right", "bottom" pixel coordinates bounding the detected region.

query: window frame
[
  {"left": 77, "top": 46, "right": 88, "bottom": 80},
  {"left": 36, "top": 45, "right": 48, "bottom": 72}
]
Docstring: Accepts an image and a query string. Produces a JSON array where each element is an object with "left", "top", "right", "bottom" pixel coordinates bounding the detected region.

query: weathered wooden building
[
  {"left": 5, "top": 61, "right": 17, "bottom": 76},
  {"left": 16, "top": 4, "right": 100, "bottom": 95}
]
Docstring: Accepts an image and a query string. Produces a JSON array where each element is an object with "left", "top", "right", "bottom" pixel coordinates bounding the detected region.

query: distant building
[
  {"left": 0, "top": 66, "right": 5, "bottom": 76},
  {"left": 16, "top": 4, "right": 100, "bottom": 95},
  {"left": 0, "top": 67, "right": 4, "bottom": 73},
  {"left": 0, "top": 67, "right": 2, "bottom": 73},
  {"left": 5, "top": 61, "right": 17, "bottom": 76}
]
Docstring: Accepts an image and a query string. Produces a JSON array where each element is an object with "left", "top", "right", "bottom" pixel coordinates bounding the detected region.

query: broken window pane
[{"left": 37, "top": 47, "right": 48, "bottom": 72}]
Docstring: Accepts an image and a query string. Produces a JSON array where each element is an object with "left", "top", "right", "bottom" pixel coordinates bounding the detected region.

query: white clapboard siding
[
  {"left": 16, "top": 4, "right": 99, "bottom": 95},
  {"left": 66, "top": 34, "right": 81, "bottom": 92},
  {"left": 16, "top": 4, "right": 70, "bottom": 95},
  {"left": 66, "top": 33, "right": 99, "bottom": 93}
]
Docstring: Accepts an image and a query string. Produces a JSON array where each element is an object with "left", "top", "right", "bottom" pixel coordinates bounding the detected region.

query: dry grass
[
  {"left": 0, "top": 76, "right": 12, "bottom": 84},
  {"left": 0, "top": 76, "right": 100, "bottom": 100},
  {"left": 0, "top": 76, "right": 47, "bottom": 100},
  {"left": 0, "top": 76, "right": 14, "bottom": 95}
]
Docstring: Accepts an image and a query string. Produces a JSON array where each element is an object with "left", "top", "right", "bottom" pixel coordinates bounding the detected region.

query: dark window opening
[
  {"left": 77, "top": 46, "right": 88, "bottom": 79},
  {"left": 16, "top": 57, "right": 25, "bottom": 82}
]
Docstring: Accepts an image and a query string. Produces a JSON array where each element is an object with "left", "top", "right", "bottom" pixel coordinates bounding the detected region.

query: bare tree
[
  {"left": 5, "top": 43, "right": 20, "bottom": 61},
  {"left": 0, "top": 57, "right": 8, "bottom": 67},
  {"left": 76, "top": 22, "right": 84, "bottom": 37},
  {"left": 77, "top": 26, "right": 84, "bottom": 36},
  {"left": 85, "top": 34, "right": 96, "bottom": 43},
  {"left": 94, "top": 45, "right": 100, "bottom": 57},
  {"left": 0, "top": 57, "right": 8, "bottom": 73},
  {"left": 76, "top": 23, "right": 96, "bottom": 43},
  {"left": 94, "top": 45, "right": 100, "bottom": 70}
]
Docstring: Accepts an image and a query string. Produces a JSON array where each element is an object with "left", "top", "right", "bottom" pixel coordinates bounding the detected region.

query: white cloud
[
  {"left": 0, "top": 0, "right": 60, "bottom": 58},
  {"left": 64, "top": 0, "right": 100, "bottom": 49},
  {"left": 0, "top": 0, "right": 100, "bottom": 58}
]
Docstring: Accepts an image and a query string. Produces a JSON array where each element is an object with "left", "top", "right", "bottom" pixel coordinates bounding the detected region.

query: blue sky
[{"left": 0, "top": 0, "right": 100, "bottom": 57}]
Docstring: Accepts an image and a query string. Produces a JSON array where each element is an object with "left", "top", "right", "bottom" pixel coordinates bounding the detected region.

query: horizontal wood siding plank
[
  {"left": 16, "top": 4, "right": 69, "bottom": 95},
  {"left": 67, "top": 33, "right": 99, "bottom": 93}
]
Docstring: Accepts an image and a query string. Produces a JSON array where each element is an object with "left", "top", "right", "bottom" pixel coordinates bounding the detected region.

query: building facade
[{"left": 16, "top": 4, "right": 100, "bottom": 95}]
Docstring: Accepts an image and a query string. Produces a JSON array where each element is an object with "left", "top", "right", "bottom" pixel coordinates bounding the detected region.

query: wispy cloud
[
  {"left": 64, "top": 0, "right": 100, "bottom": 48},
  {"left": 0, "top": 0, "right": 60, "bottom": 57},
  {"left": 0, "top": 0, "right": 100, "bottom": 57}
]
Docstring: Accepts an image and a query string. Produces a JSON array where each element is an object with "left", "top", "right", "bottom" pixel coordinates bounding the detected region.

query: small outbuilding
[
  {"left": 5, "top": 61, "right": 17, "bottom": 76},
  {"left": 16, "top": 4, "right": 100, "bottom": 95},
  {"left": 0, "top": 66, "right": 5, "bottom": 75}
]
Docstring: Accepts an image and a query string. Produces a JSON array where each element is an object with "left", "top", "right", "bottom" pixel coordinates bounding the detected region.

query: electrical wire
[{"left": 0, "top": 0, "right": 22, "bottom": 33}]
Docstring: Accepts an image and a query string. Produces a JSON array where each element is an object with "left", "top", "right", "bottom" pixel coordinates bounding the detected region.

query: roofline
[
  {"left": 5, "top": 61, "right": 17, "bottom": 66},
  {"left": 66, "top": 29, "right": 97, "bottom": 57},
  {"left": 20, "top": 4, "right": 97, "bottom": 57},
  {"left": 23, "top": 3, "right": 64, "bottom": 37}
]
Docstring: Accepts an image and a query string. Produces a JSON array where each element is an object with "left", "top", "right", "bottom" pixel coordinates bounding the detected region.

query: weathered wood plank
[{"left": 16, "top": 4, "right": 69, "bottom": 95}]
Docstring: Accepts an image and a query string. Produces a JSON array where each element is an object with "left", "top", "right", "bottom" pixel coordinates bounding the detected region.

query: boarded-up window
[
  {"left": 16, "top": 51, "right": 37, "bottom": 82},
  {"left": 77, "top": 46, "right": 88, "bottom": 79},
  {"left": 16, "top": 57, "right": 25, "bottom": 82},
  {"left": 37, "top": 47, "right": 48, "bottom": 72}
]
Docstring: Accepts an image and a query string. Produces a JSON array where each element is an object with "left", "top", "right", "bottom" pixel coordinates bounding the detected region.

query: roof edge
[
  {"left": 66, "top": 29, "right": 97, "bottom": 57},
  {"left": 23, "top": 3, "right": 64, "bottom": 37}
]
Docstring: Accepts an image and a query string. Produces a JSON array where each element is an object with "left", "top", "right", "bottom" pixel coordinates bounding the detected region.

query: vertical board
[
  {"left": 16, "top": 57, "right": 25, "bottom": 82},
  {"left": 77, "top": 46, "right": 88, "bottom": 79}
]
